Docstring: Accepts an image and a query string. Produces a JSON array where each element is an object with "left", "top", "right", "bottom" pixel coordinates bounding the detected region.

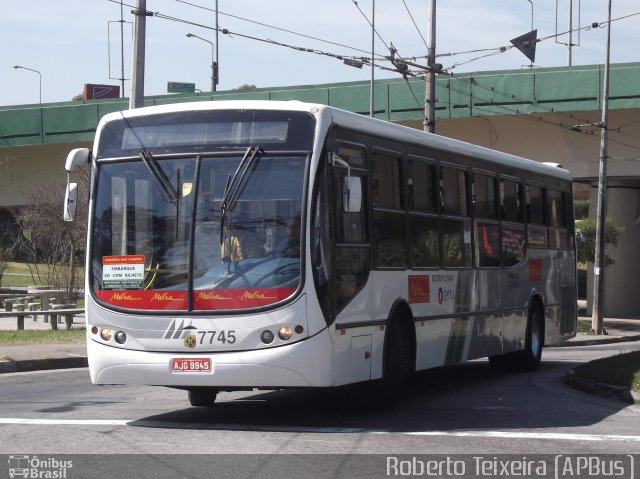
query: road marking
[
  {"left": 403, "top": 430, "right": 640, "bottom": 442},
  {"left": 0, "top": 418, "right": 129, "bottom": 426},
  {"left": 1, "top": 418, "right": 640, "bottom": 442}
]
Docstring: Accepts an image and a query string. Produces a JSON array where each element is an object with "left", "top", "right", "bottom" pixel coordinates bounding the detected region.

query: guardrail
[{"left": 0, "top": 308, "right": 85, "bottom": 330}]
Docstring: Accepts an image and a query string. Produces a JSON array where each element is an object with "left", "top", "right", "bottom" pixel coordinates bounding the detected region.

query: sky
[{"left": 1, "top": 0, "right": 638, "bottom": 107}]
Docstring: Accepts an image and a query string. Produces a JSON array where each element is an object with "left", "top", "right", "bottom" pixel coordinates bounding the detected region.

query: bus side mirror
[
  {"left": 343, "top": 176, "right": 362, "bottom": 213},
  {"left": 65, "top": 148, "right": 90, "bottom": 172},
  {"left": 64, "top": 182, "right": 78, "bottom": 222}
]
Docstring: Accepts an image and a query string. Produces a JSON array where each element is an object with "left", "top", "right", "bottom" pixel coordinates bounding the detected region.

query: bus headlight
[
  {"left": 261, "top": 330, "right": 275, "bottom": 344},
  {"left": 278, "top": 326, "right": 292, "bottom": 341},
  {"left": 100, "top": 328, "right": 113, "bottom": 341}
]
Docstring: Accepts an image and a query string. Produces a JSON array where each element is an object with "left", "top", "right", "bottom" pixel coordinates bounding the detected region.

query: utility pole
[
  {"left": 119, "top": 1, "right": 126, "bottom": 97},
  {"left": 130, "top": 0, "right": 149, "bottom": 109},
  {"left": 591, "top": 0, "right": 612, "bottom": 335},
  {"left": 214, "top": 0, "right": 219, "bottom": 91},
  {"left": 424, "top": 0, "right": 436, "bottom": 133},
  {"left": 370, "top": 0, "right": 375, "bottom": 118},
  {"left": 567, "top": 0, "right": 573, "bottom": 66}
]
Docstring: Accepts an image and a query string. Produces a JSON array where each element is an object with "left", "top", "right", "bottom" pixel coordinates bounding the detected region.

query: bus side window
[
  {"left": 407, "top": 158, "right": 439, "bottom": 268},
  {"left": 372, "top": 151, "right": 406, "bottom": 267},
  {"left": 526, "top": 184, "right": 545, "bottom": 225},
  {"left": 474, "top": 172, "right": 500, "bottom": 268},
  {"left": 547, "top": 190, "right": 568, "bottom": 249},
  {"left": 441, "top": 167, "right": 468, "bottom": 216},
  {"left": 441, "top": 166, "right": 471, "bottom": 268},
  {"left": 500, "top": 179, "right": 523, "bottom": 222},
  {"left": 332, "top": 144, "right": 370, "bottom": 312}
]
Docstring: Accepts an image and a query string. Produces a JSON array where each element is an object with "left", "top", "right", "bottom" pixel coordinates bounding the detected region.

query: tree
[
  {"left": 575, "top": 217, "right": 623, "bottom": 266},
  {"left": 233, "top": 84, "right": 257, "bottom": 91},
  {"left": 15, "top": 169, "right": 88, "bottom": 301}
]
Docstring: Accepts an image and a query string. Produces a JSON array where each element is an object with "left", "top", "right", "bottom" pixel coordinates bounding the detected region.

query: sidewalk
[
  {"left": 1, "top": 314, "right": 639, "bottom": 374},
  {"left": 562, "top": 317, "right": 640, "bottom": 346},
  {"left": 0, "top": 313, "right": 88, "bottom": 373}
]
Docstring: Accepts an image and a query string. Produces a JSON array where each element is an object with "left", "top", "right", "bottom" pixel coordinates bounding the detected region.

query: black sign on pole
[{"left": 510, "top": 30, "right": 538, "bottom": 63}]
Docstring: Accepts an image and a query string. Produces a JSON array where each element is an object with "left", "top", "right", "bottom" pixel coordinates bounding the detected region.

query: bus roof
[{"left": 101, "top": 100, "right": 572, "bottom": 182}]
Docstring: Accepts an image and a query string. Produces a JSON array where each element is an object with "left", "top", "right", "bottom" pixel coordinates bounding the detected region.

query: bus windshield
[{"left": 92, "top": 151, "right": 307, "bottom": 312}]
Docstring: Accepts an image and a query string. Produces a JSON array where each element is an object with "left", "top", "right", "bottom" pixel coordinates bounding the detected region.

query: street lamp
[
  {"left": 185, "top": 32, "right": 218, "bottom": 92},
  {"left": 13, "top": 65, "right": 42, "bottom": 103}
]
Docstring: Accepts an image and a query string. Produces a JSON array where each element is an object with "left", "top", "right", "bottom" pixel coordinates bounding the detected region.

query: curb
[
  {"left": 565, "top": 369, "right": 640, "bottom": 404},
  {"left": 0, "top": 357, "right": 88, "bottom": 374},
  {"left": 556, "top": 334, "right": 640, "bottom": 347}
]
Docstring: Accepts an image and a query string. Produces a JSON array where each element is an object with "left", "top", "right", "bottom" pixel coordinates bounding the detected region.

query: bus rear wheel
[
  {"left": 516, "top": 303, "right": 544, "bottom": 372},
  {"left": 489, "top": 303, "right": 544, "bottom": 372},
  {"left": 188, "top": 388, "right": 219, "bottom": 407}
]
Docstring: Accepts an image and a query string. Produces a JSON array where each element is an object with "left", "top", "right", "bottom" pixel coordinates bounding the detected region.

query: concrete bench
[
  {"left": 51, "top": 304, "right": 77, "bottom": 327},
  {"left": 0, "top": 308, "right": 85, "bottom": 330}
]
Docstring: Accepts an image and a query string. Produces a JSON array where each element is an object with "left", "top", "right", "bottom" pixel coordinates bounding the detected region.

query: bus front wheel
[
  {"left": 188, "top": 388, "right": 218, "bottom": 407},
  {"left": 371, "top": 320, "right": 406, "bottom": 409}
]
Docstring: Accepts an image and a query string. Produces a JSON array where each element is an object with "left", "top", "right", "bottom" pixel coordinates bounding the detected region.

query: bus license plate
[{"left": 171, "top": 358, "right": 213, "bottom": 373}]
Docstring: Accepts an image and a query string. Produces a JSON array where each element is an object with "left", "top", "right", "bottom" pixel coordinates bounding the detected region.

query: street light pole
[
  {"left": 13, "top": 65, "right": 42, "bottom": 103},
  {"left": 186, "top": 32, "right": 216, "bottom": 92}
]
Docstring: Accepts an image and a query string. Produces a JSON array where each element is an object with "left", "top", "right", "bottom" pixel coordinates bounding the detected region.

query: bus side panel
[
  {"left": 501, "top": 309, "right": 529, "bottom": 354},
  {"left": 415, "top": 318, "right": 454, "bottom": 370},
  {"left": 331, "top": 280, "right": 381, "bottom": 386},
  {"left": 465, "top": 313, "right": 503, "bottom": 360}
]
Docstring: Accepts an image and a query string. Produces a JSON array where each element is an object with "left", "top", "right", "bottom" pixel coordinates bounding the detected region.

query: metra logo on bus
[
  {"left": 151, "top": 292, "right": 178, "bottom": 302},
  {"left": 196, "top": 291, "right": 231, "bottom": 301},
  {"left": 240, "top": 290, "right": 277, "bottom": 301},
  {"left": 109, "top": 292, "right": 141, "bottom": 302}
]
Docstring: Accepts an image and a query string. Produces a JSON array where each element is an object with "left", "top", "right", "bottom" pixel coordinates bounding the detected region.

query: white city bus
[{"left": 64, "top": 100, "right": 576, "bottom": 407}]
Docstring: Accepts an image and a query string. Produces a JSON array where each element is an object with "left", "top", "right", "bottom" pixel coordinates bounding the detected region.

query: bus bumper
[{"left": 88, "top": 328, "right": 333, "bottom": 388}]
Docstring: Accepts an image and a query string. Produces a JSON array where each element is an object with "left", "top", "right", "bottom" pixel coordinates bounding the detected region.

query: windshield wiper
[
  {"left": 139, "top": 149, "right": 179, "bottom": 204},
  {"left": 219, "top": 145, "right": 263, "bottom": 243}
]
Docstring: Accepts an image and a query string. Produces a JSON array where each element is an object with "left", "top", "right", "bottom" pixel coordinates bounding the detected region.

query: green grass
[
  {"left": 0, "top": 261, "right": 84, "bottom": 289},
  {"left": 0, "top": 328, "right": 86, "bottom": 345},
  {"left": 574, "top": 350, "right": 640, "bottom": 392},
  {"left": 577, "top": 319, "right": 594, "bottom": 334}
]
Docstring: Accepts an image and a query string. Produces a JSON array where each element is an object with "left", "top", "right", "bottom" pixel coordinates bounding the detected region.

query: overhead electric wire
[
  {"left": 349, "top": 0, "right": 391, "bottom": 52},
  {"left": 400, "top": 0, "right": 428, "bottom": 49},
  {"left": 173, "top": 0, "right": 375, "bottom": 57},
  {"left": 106, "top": 0, "right": 640, "bottom": 152}
]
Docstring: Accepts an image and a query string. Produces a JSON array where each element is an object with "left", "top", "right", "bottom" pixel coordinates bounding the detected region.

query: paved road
[{"left": 1, "top": 342, "right": 639, "bottom": 461}]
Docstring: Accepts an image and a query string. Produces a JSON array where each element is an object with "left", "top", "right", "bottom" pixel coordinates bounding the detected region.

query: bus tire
[
  {"left": 489, "top": 302, "right": 544, "bottom": 372},
  {"left": 373, "top": 316, "right": 415, "bottom": 409},
  {"left": 516, "top": 302, "right": 545, "bottom": 372},
  {"left": 188, "top": 388, "right": 218, "bottom": 407},
  {"left": 372, "top": 319, "right": 407, "bottom": 409}
]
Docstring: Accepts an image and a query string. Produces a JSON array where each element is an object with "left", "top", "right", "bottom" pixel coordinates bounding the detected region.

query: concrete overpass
[{"left": 2, "top": 62, "right": 639, "bottom": 316}]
